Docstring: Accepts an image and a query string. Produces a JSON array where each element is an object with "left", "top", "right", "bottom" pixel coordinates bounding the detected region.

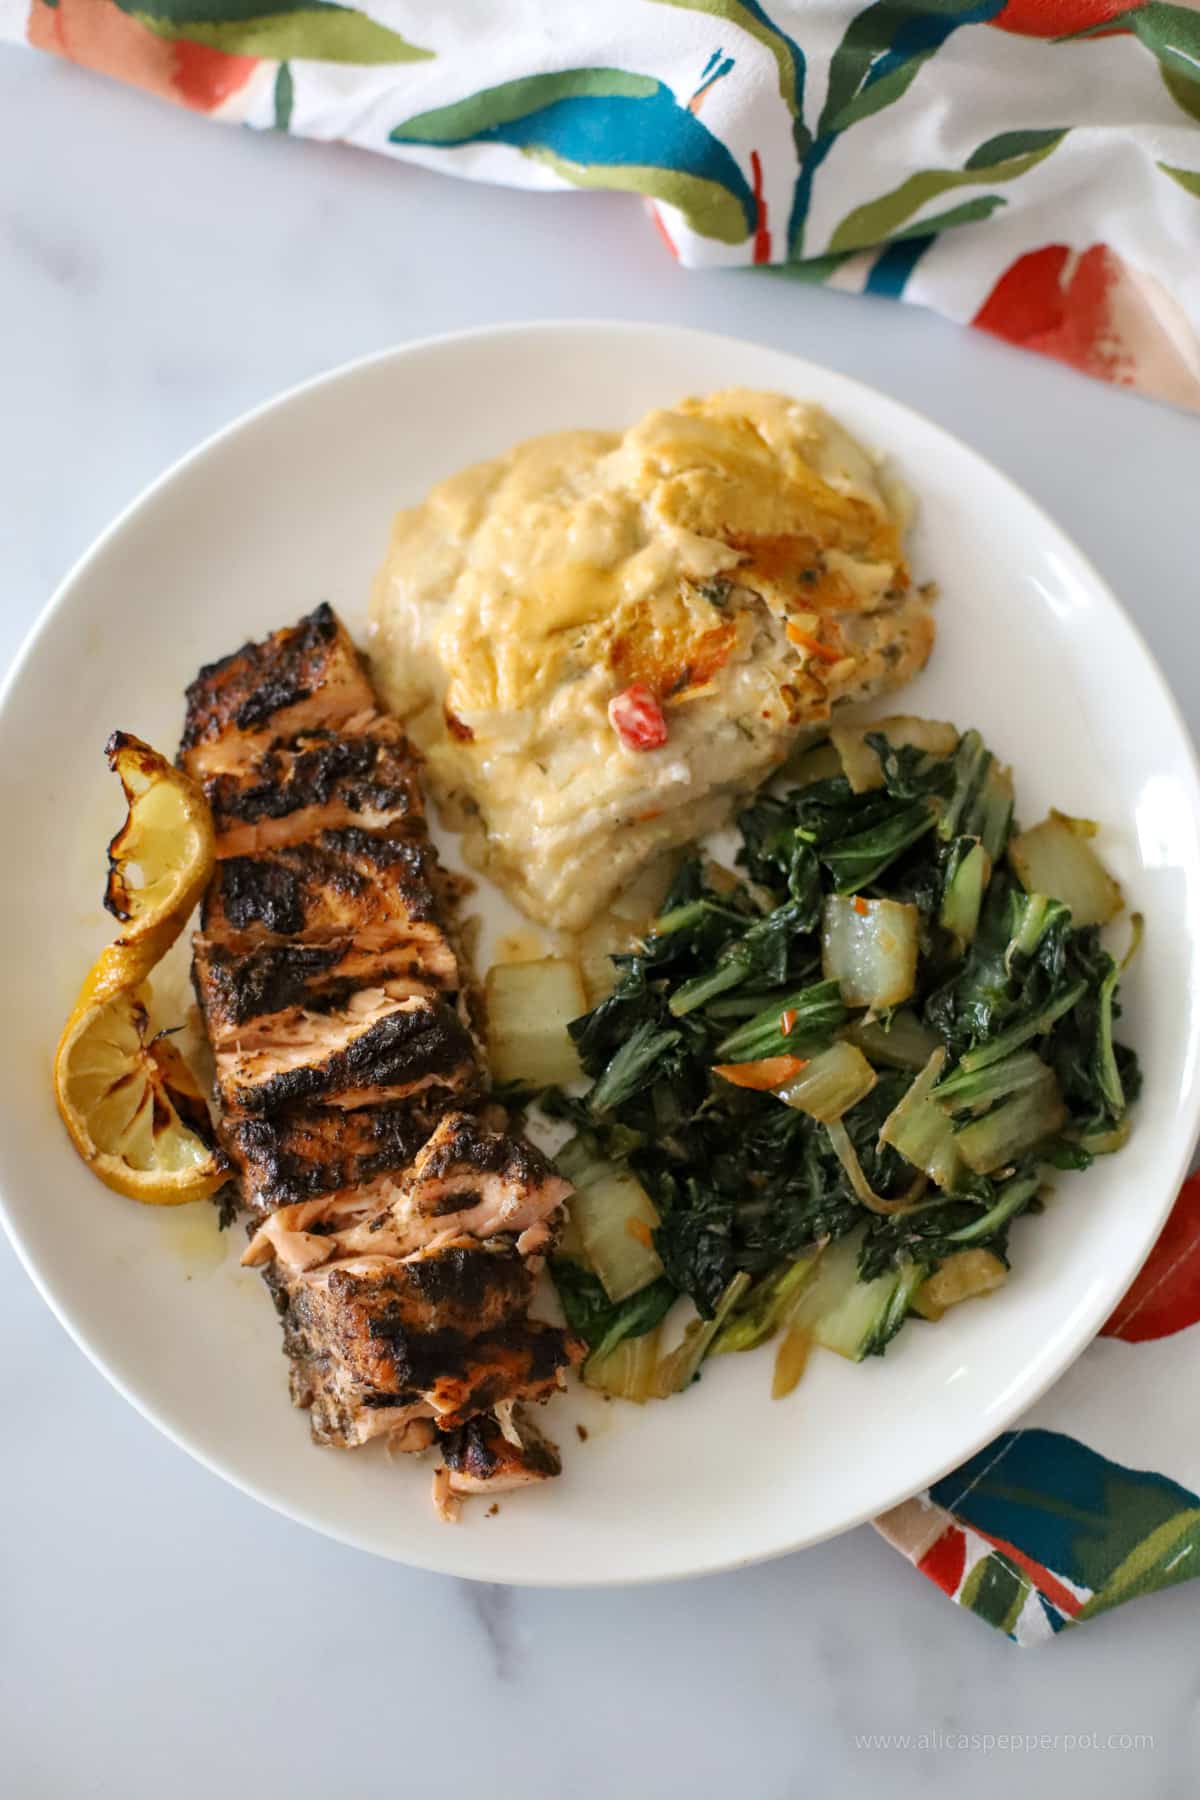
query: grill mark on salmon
[
  {"left": 194, "top": 931, "right": 459, "bottom": 1040},
  {"left": 222, "top": 1104, "right": 441, "bottom": 1218},
  {"left": 202, "top": 829, "right": 443, "bottom": 948},
  {"left": 203, "top": 721, "right": 424, "bottom": 858},
  {"left": 215, "top": 991, "right": 476, "bottom": 1115},
  {"left": 242, "top": 1111, "right": 571, "bottom": 1268}
]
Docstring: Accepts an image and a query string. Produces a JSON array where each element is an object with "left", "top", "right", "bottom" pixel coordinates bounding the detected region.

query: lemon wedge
[
  {"left": 103, "top": 731, "right": 215, "bottom": 949},
  {"left": 54, "top": 965, "right": 225, "bottom": 1205}
]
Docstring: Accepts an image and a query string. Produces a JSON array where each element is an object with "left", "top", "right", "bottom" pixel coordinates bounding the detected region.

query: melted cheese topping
[{"left": 368, "top": 389, "right": 931, "bottom": 930}]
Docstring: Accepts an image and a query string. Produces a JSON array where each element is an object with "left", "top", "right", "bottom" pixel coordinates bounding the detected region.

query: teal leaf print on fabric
[
  {"left": 646, "top": 0, "right": 811, "bottom": 159},
  {"left": 391, "top": 68, "right": 757, "bottom": 245},
  {"left": 648, "top": 0, "right": 806, "bottom": 117},
  {"left": 828, "top": 127, "right": 1065, "bottom": 252},
  {"left": 932, "top": 1428, "right": 1200, "bottom": 1628},
  {"left": 274, "top": 61, "right": 293, "bottom": 128},
  {"left": 127, "top": 0, "right": 432, "bottom": 63}
]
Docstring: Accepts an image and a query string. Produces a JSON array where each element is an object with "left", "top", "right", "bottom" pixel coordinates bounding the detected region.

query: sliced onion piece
[
  {"left": 778, "top": 1041, "right": 877, "bottom": 1123},
  {"left": 772, "top": 1326, "right": 812, "bottom": 1399},
  {"left": 485, "top": 957, "right": 586, "bottom": 1085},
  {"left": 584, "top": 1327, "right": 662, "bottom": 1403},
  {"left": 841, "top": 1009, "right": 941, "bottom": 1072},
  {"left": 913, "top": 1249, "right": 1007, "bottom": 1321},
  {"left": 825, "top": 1120, "right": 929, "bottom": 1215},
  {"left": 822, "top": 895, "right": 919, "bottom": 1009},
  {"left": 1008, "top": 812, "right": 1123, "bottom": 928},
  {"left": 878, "top": 1048, "right": 967, "bottom": 1191}
]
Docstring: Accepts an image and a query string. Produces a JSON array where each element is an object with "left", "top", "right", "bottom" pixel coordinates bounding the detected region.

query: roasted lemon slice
[
  {"left": 54, "top": 736, "right": 224, "bottom": 1204},
  {"left": 54, "top": 954, "right": 225, "bottom": 1205},
  {"left": 103, "top": 731, "right": 215, "bottom": 949}
]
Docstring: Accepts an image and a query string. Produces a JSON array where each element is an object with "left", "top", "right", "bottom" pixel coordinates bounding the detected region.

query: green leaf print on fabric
[
  {"left": 391, "top": 68, "right": 757, "bottom": 244},
  {"left": 528, "top": 149, "right": 750, "bottom": 245},
  {"left": 789, "top": 0, "right": 1004, "bottom": 257},
  {"left": 1158, "top": 160, "right": 1200, "bottom": 198},
  {"left": 828, "top": 128, "right": 1065, "bottom": 253},
  {"left": 1060, "top": 6, "right": 1200, "bottom": 130},
  {"left": 1131, "top": 3, "right": 1200, "bottom": 85},
  {"left": 964, "top": 127, "right": 1070, "bottom": 165},
  {"left": 1161, "top": 63, "right": 1200, "bottom": 123},
  {"left": 819, "top": 0, "right": 1004, "bottom": 136},
  {"left": 128, "top": 0, "right": 432, "bottom": 63},
  {"left": 768, "top": 250, "right": 858, "bottom": 282},
  {"left": 1074, "top": 1508, "right": 1200, "bottom": 1622},
  {"left": 960, "top": 1550, "right": 1031, "bottom": 1634}
]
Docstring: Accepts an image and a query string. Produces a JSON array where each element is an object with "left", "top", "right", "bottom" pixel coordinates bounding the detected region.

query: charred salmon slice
[
  {"left": 180, "top": 603, "right": 377, "bottom": 780},
  {"left": 243, "top": 1114, "right": 569, "bottom": 1266},
  {"left": 184, "top": 603, "right": 575, "bottom": 1498},
  {"left": 284, "top": 1244, "right": 536, "bottom": 1353},
  {"left": 193, "top": 930, "right": 460, "bottom": 1051},
  {"left": 215, "top": 990, "right": 476, "bottom": 1115},
  {"left": 203, "top": 719, "right": 424, "bottom": 858},
  {"left": 440, "top": 1411, "right": 563, "bottom": 1497},
  {"left": 423, "top": 1320, "right": 584, "bottom": 1428},
  {"left": 242, "top": 1114, "right": 569, "bottom": 1266},
  {"left": 265, "top": 1252, "right": 579, "bottom": 1450},
  {"left": 220, "top": 1102, "right": 443, "bottom": 1219},
  {"left": 201, "top": 828, "right": 452, "bottom": 959},
  {"left": 384, "top": 1110, "right": 572, "bottom": 1256},
  {"left": 271, "top": 1252, "right": 580, "bottom": 1432}
]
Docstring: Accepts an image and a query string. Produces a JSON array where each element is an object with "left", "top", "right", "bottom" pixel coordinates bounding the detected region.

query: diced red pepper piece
[
  {"left": 608, "top": 683, "right": 668, "bottom": 752},
  {"left": 712, "top": 1055, "right": 810, "bottom": 1091}
]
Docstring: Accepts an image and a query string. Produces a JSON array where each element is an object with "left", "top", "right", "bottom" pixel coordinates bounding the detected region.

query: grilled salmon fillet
[{"left": 183, "top": 604, "right": 576, "bottom": 1502}]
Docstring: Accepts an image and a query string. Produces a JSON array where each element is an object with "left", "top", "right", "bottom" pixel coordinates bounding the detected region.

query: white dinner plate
[{"left": 2, "top": 322, "right": 1198, "bottom": 1585}]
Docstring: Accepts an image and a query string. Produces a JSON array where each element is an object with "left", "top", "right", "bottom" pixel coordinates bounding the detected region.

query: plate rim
[{"left": 4, "top": 318, "right": 1199, "bottom": 1585}]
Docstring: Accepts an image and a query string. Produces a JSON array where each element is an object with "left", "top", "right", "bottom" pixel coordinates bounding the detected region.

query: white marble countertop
[{"left": 3, "top": 54, "right": 1200, "bottom": 1800}]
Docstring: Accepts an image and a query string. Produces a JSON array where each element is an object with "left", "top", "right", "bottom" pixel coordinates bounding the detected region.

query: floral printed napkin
[
  {"left": 9, "top": 0, "right": 1200, "bottom": 1640},
  {"left": 6, "top": 0, "right": 1200, "bottom": 407},
  {"left": 878, "top": 1174, "right": 1200, "bottom": 1643}
]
